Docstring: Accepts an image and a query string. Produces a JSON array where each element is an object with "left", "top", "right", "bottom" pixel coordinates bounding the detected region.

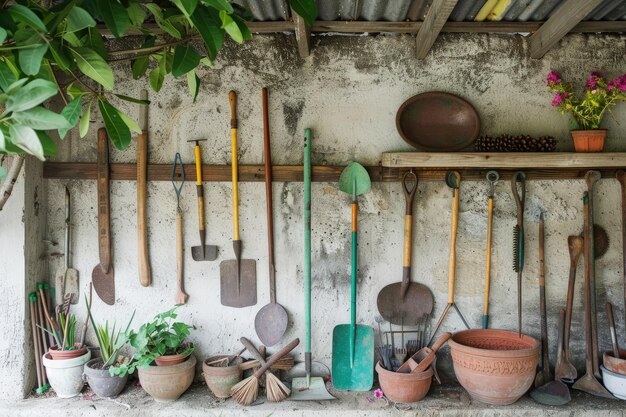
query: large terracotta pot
[
  {"left": 375, "top": 362, "right": 432, "bottom": 403},
  {"left": 138, "top": 355, "right": 196, "bottom": 402},
  {"left": 448, "top": 329, "right": 539, "bottom": 405},
  {"left": 202, "top": 355, "right": 243, "bottom": 399},
  {"left": 83, "top": 358, "right": 128, "bottom": 398},
  {"left": 571, "top": 129, "right": 607, "bottom": 152}
]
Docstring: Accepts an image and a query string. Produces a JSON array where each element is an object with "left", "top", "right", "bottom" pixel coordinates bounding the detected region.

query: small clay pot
[
  {"left": 604, "top": 350, "right": 626, "bottom": 376},
  {"left": 202, "top": 355, "right": 243, "bottom": 399},
  {"left": 138, "top": 355, "right": 196, "bottom": 402},
  {"left": 375, "top": 361, "right": 432, "bottom": 403},
  {"left": 154, "top": 353, "right": 187, "bottom": 366},
  {"left": 43, "top": 349, "right": 91, "bottom": 398},
  {"left": 83, "top": 358, "right": 128, "bottom": 398},
  {"left": 48, "top": 344, "right": 88, "bottom": 361},
  {"left": 571, "top": 129, "right": 607, "bottom": 152},
  {"left": 448, "top": 329, "right": 539, "bottom": 405}
]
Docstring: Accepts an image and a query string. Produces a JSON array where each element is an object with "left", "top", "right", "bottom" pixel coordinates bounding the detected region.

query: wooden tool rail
[{"left": 43, "top": 162, "right": 626, "bottom": 182}]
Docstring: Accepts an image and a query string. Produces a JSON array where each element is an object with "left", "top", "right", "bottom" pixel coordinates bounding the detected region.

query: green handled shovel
[{"left": 332, "top": 162, "right": 374, "bottom": 391}]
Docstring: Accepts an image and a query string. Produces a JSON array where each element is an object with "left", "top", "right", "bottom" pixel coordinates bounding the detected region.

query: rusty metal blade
[
  {"left": 255, "top": 303, "right": 288, "bottom": 347},
  {"left": 377, "top": 282, "right": 433, "bottom": 325},
  {"left": 92, "top": 264, "right": 115, "bottom": 305},
  {"left": 191, "top": 245, "right": 218, "bottom": 261},
  {"left": 220, "top": 259, "right": 256, "bottom": 308}
]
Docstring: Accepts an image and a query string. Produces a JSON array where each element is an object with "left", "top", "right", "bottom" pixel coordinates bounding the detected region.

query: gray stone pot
[{"left": 83, "top": 358, "right": 128, "bottom": 398}]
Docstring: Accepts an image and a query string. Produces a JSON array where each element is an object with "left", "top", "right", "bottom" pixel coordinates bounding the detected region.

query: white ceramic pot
[
  {"left": 601, "top": 365, "right": 626, "bottom": 400},
  {"left": 43, "top": 349, "right": 91, "bottom": 398}
]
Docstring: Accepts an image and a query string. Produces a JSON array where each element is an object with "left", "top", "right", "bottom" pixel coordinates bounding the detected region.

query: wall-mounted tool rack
[{"left": 43, "top": 153, "right": 626, "bottom": 182}]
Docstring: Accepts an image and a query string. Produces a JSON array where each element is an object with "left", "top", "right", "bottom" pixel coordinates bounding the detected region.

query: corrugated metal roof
[{"left": 234, "top": 0, "right": 626, "bottom": 22}]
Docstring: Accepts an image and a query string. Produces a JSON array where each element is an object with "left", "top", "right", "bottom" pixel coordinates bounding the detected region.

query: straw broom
[{"left": 230, "top": 338, "right": 299, "bottom": 406}]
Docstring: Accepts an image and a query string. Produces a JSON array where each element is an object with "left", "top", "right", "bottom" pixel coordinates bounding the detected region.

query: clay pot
[
  {"left": 375, "top": 361, "right": 432, "bottom": 403},
  {"left": 154, "top": 353, "right": 187, "bottom": 366},
  {"left": 448, "top": 329, "right": 539, "bottom": 405},
  {"left": 571, "top": 129, "right": 607, "bottom": 152},
  {"left": 202, "top": 355, "right": 243, "bottom": 399},
  {"left": 43, "top": 349, "right": 91, "bottom": 398},
  {"left": 604, "top": 350, "right": 626, "bottom": 376},
  {"left": 48, "top": 344, "right": 88, "bottom": 361},
  {"left": 83, "top": 358, "right": 128, "bottom": 398},
  {"left": 138, "top": 354, "right": 196, "bottom": 402},
  {"left": 601, "top": 365, "right": 626, "bottom": 400}
]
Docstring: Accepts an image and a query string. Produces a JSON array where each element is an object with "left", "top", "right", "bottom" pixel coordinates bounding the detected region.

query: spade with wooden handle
[{"left": 137, "top": 89, "right": 152, "bottom": 287}]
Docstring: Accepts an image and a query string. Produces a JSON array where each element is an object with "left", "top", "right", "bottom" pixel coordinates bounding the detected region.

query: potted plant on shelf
[
  {"left": 546, "top": 70, "right": 626, "bottom": 152},
  {"left": 83, "top": 300, "right": 135, "bottom": 398},
  {"left": 110, "top": 306, "right": 196, "bottom": 402}
]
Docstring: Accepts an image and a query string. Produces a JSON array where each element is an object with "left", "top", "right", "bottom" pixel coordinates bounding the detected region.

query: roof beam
[
  {"left": 415, "top": 0, "right": 459, "bottom": 59},
  {"left": 528, "top": 0, "right": 604, "bottom": 58},
  {"left": 292, "top": 8, "right": 311, "bottom": 58}
]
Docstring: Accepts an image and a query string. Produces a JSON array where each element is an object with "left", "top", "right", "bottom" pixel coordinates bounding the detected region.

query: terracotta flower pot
[
  {"left": 83, "top": 358, "right": 128, "bottom": 398},
  {"left": 202, "top": 355, "right": 243, "bottom": 399},
  {"left": 448, "top": 329, "right": 539, "bottom": 405},
  {"left": 48, "top": 344, "right": 88, "bottom": 361},
  {"left": 154, "top": 353, "right": 187, "bottom": 366},
  {"left": 571, "top": 129, "right": 607, "bottom": 152},
  {"left": 138, "top": 355, "right": 196, "bottom": 402},
  {"left": 604, "top": 350, "right": 626, "bottom": 376},
  {"left": 375, "top": 361, "right": 433, "bottom": 403}
]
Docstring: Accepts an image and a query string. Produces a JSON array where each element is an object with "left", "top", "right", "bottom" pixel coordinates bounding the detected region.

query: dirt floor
[{"left": 1, "top": 380, "right": 624, "bottom": 417}]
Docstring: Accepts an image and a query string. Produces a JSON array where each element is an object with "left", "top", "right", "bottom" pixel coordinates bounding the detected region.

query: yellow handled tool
[{"left": 483, "top": 171, "right": 499, "bottom": 328}]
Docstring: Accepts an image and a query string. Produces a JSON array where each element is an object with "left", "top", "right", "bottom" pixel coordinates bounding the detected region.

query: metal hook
[
  {"left": 486, "top": 170, "right": 499, "bottom": 198},
  {"left": 171, "top": 152, "right": 185, "bottom": 210}
]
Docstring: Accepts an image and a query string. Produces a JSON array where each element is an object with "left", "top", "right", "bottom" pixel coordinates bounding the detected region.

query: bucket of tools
[{"left": 448, "top": 329, "right": 539, "bottom": 405}]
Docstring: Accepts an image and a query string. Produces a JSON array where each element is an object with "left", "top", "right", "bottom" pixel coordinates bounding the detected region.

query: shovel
[
  {"left": 572, "top": 191, "right": 613, "bottom": 398},
  {"left": 220, "top": 91, "right": 256, "bottom": 308},
  {"left": 62, "top": 186, "right": 79, "bottom": 304},
  {"left": 332, "top": 162, "right": 374, "bottom": 391},
  {"left": 254, "top": 87, "right": 288, "bottom": 346},
  {"left": 377, "top": 171, "right": 433, "bottom": 326},
  {"left": 92, "top": 128, "right": 115, "bottom": 305},
  {"left": 530, "top": 308, "right": 571, "bottom": 406},
  {"left": 188, "top": 139, "right": 218, "bottom": 261},
  {"left": 290, "top": 128, "right": 335, "bottom": 401}
]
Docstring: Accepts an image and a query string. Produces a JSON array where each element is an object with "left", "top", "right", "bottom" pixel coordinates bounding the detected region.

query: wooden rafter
[
  {"left": 415, "top": 0, "right": 459, "bottom": 59},
  {"left": 528, "top": 0, "right": 605, "bottom": 59},
  {"left": 292, "top": 8, "right": 311, "bottom": 58}
]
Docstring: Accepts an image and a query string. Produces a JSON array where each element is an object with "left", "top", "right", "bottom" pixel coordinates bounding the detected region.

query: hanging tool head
[
  {"left": 171, "top": 152, "right": 185, "bottom": 209},
  {"left": 511, "top": 171, "right": 526, "bottom": 273},
  {"left": 486, "top": 170, "right": 499, "bottom": 198},
  {"left": 339, "top": 162, "right": 371, "bottom": 198},
  {"left": 187, "top": 138, "right": 207, "bottom": 145},
  {"left": 445, "top": 170, "right": 460, "bottom": 190}
]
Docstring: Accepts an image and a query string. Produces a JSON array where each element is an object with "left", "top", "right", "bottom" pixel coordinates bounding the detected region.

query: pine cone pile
[{"left": 474, "top": 134, "right": 558, "bottom": 152}]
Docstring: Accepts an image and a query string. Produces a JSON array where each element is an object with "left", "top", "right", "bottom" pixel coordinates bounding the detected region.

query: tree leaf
[
  {"left": 8, "top": 4, "right": 47, "bottom": 33},
  {"left": 0, "top": 27, "right": 7, "bottom": 45},
  {"left": 232, "top": 14, "right": 252, "bottom": 41},
  {"left": 82, "top": 28, "right": 107, "bottom": 59},
  {"left": 117, "top": 110, "right": 141, "bottom": 134},
  {"left": 172, "top": 45, "right": 200, "bottom": 78},
  {"left": 219, "top": 10, "right": 243, "bottom": 44},
  {"left": 114, "top": 94, "right": 150, "bottom": 105},
  {"left": 97, "top": 0, "right": 130, "bottom": 38},
  {"left": 6, "top": 79, "right": 58, "bottom": 113},
  {"left": 190, "top": 6, "right": 223, "bottom": 60},
  {"left": 47, "top": 40, "right": 71, "bottom": 72},
  {"left": 37, "top": 131, "right": 57, "bottom": 156},
  {"left": 187, "top": 69, "right": 200, "bottom": 103},
  {"left": 70, "top": 47, "right": 114, "bottom": 90},
  {"left": 79, "top": 100, "right": 91, "bottom": 138},
  {"left": 14, "top": 29, "right": 48, "bottom": 76},
  {"left": 0, "top": 164, "right": 5, "bottom": 179},
  {"left": 58, "top": 97, "right": 82, "bottom": 139},
  {"left": 66, "top": 82, "right": 89, "bottom": 99},
  {"left": 172, "top": 0, "right": 198, "bottom": 20},
  {"left": 144, "top": 4, "right": 181, "bottom": 39},
  {"left": 149, "top": 53, "right": 166, "bottom": 92},
  {"left": 127, "top": 3, "right": 147, "bottom": 26},
  {"left": 62, "top": 31, "right": 82, "bottom": 47},
  {"left": 98, "top": 99, "right": 131, "bottom": 150},
  {"left": 0, "top": 129, "right": 5, "bottom": 151},
  {"left": 9, "top": 124, "right": 44, "bottom": 160},
  {"left": 131, "top": 36, "right": 154, "bottom": 79},
  {"left": 66, "top": 6, "right": 96, "bottom": 32},
  {"left": 289, "top": 0, "right": 317, "bottom": 26},
  {"left": 202, "top": 0, "right": 233, "bottom": 13},
  {"left": 0, "top": 62, "right": 18, "bottom": 91},
  {"left": 12, "top": 107, "right": 71, "bottom": 130}
]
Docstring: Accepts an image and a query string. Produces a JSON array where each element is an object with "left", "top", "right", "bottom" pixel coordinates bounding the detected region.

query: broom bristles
[
  {"left": 230, "top": 375, "right": 259, "bottom": 406},
  {"left": 266, "top": 373, "right": 291, "bottom": 402}
]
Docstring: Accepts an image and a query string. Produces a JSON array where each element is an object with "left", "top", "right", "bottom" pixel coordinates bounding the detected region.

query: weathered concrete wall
[
  {"left": 0, "top": 157, "right": 46, "bottom": 399},
  {"left": 37, "top": 32, "right": 626, "bottom": 397}
]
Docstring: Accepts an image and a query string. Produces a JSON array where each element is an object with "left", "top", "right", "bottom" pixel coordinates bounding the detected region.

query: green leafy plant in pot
[
  {"left": 546, "top": 70, "right": 626, "bottom": 152},
  {"left": 83, "top": 299, "right": 135, "bottom": 398},
  {"left": 41, "top": 310, "right": 87, "bottom": 360}
]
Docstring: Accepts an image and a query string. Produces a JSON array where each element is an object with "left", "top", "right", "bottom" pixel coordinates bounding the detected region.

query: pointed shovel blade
[{"left": 339, "top": 162, "right": 371, "bottom": 196}]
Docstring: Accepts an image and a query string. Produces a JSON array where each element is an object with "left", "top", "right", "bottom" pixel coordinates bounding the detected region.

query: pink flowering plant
[{"left": 546, "top": 70, "right": 626, "bottom": 130}]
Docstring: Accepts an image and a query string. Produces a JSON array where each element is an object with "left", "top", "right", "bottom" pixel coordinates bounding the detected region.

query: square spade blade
[{"left": 220, "top": 259, "right": 256, "bottom": 307}]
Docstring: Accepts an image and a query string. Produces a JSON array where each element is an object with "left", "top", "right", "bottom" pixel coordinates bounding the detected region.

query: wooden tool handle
[
  {"left": 448, "top": 172, "right": 460, "bottom": 304},
  {"left": 193, "top": 144, "right": 205, "bottom": 232},
  {"left": 97, "top": 128, "right": 112, "bottom": 273},
  {"left": 240, "top": 337, "right": 266, "bottom": 364},
  {"left": 401, "top": 213, "right": 412, "bottom": 297},
  {"left": 431, "top": 332, "right": 452, "bottom": 352},
  {"left": 539, "top": 215, "right": 549, "bottom": 374},
  {"left": 262, "top": 87, "right": 276, "bottom": 304},
  {"left": 607, "top": 302, "right": 620, "bottom": 358},
  {"left": 617, "top": 170, "right": 626, "bottom": 347},
  {"left": 582, "top": 192, "right": 594, "bottom": 376},
  {"left": 253, "top": 338, "right": 299, "bottom": 378},
  {"left": 176, "top": 209, "right": 188, "bottom": 304},
  {"left": 483, "top": 196, "right": 493, "bottom": 327},
  {"left": 137, "top": 91, "right": 151, "bottom": 286},
  {"left": 229, "top": 91, "right": 240, "bottom": 241}
]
